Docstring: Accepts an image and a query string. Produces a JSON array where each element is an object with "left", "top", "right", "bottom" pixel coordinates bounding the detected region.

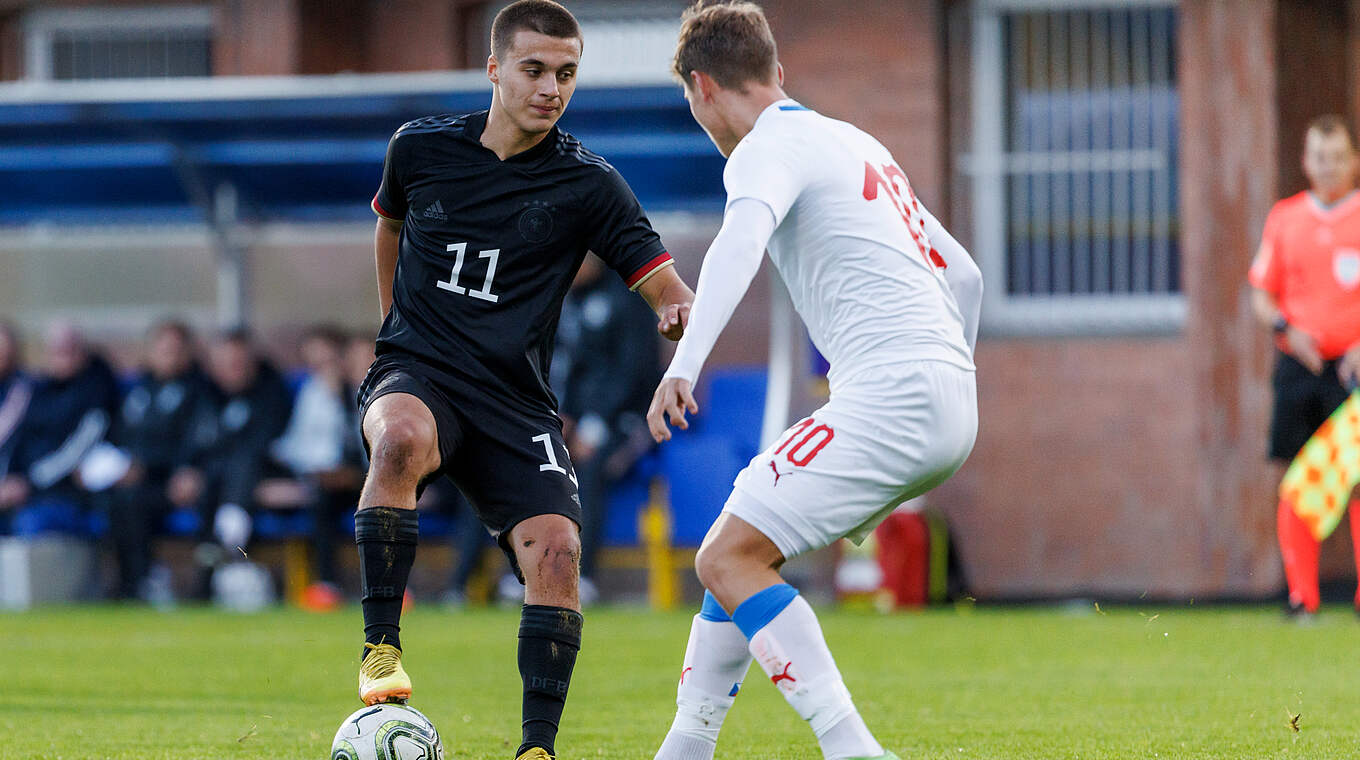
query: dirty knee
[
  {"left": 368, "top": 421, "right": 434, "bottom": 479},
  {"left": 521, "top": 537, "right": 580, "bottom": 581}
]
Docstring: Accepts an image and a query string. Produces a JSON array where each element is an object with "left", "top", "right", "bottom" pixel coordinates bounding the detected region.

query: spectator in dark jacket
[
  {"left": 554, "top": 254, "right": 662, "bottom": 602},
  {"left": 180, "top": 329, "right": 292, "bottom": 596},
  {"left": 102, "top": 320, "right": 212, "bottom": 599},
  {"left": 0, "top": 323, "right": 119, "bottom": 534}
]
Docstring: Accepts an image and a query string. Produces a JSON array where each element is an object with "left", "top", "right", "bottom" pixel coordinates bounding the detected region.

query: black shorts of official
[
  {"left": 357, "top": 352, "right": 581, "bottom": 581},
  {"left": 1269, "top": 350, "right": 1352, "bottom": 461}
]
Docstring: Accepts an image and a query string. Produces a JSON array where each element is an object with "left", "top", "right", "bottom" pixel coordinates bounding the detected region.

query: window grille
[
  {"left": 25, "top": 6, "right": 213, "bottom": 81},
  {"left": 962, "top": 0, "right": 1182, "bottom": 334}
]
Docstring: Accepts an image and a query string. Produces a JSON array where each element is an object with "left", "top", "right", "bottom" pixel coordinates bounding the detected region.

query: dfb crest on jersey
[
  {"left": 1334, "top": 248, "right": 1360, "bottom": 290},
  {"left": 518, "top": 204, "right": 555, "bottom": 243}
]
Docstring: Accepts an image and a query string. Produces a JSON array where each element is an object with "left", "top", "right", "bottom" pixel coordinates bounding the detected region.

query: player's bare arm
[
  {"left": 636, "top": 265, "right": 694, "bottom": 341},
  {"left": 1252, "top": 286, "right": 1324, "bottom": 374},
  {"left": 374, "top": 216, "right": 403, "bottom": 318},
  {"left": 647, "top": 201, "right": 775, "bottom": 443}
]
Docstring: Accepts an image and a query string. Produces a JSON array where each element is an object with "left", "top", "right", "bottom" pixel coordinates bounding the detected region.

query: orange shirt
[{"left": 1249, "top": 191, "right": 1360, "bottom": 360}]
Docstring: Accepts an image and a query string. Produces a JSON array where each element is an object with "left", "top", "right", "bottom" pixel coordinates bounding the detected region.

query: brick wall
[
  {"left": 0, "top": 0, "right": 486, "bottom": 79},
  {"left": 933, "top": 338, "right": 1201, "bottom": 597},
  {"left": 1179, "top": 0, "right": 1280, "bottom": 597},
  {"left": 363, "top": 0, "right": 466, "bottom": 73},
  {"left": 214, "top": 0, "right": 300, "bottom": 76},
  {"left": 213, "top": 0, "right": 482, "bottom": 77},
  {"left": 1276, "top": 0, "right": 1351, "bottom": 195},
  {"left": 762, "top": 0, "right": 947, "bottom": 210}
]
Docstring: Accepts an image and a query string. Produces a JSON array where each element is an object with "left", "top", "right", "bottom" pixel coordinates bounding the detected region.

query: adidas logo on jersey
[{"left": 422, "top": 200, "right": 448, "bottom": 221}]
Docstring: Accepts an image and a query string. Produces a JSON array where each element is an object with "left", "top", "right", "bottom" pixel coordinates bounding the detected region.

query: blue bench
[{"left": 596, "top": 366, "right": 768, "bottom": 548}]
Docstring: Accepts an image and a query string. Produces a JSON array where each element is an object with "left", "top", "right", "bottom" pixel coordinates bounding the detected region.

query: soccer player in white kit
[{"left": 648, "top": 4, "right": 982, "bottom": 760}]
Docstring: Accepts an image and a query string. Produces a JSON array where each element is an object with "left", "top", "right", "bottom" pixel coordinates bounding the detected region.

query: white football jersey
[{"left": 723, "top": 100, "right": 974, "bottom": 387}]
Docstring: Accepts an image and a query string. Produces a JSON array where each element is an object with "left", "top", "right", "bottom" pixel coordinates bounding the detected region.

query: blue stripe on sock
[
  {"left": 699, "top": 590, "right": 731, "bottom": 622},
  {"left": 731, "top": 583, "right": 799, "bottom": 639}
]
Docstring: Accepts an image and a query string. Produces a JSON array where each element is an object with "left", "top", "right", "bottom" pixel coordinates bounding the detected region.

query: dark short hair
[
  {"left": 148, "top": 317, "right": 194, "bottom": 343},
  {"left": 1306, "top": 114, "right": 1357, "bottom": 151},
  {"left": 217, "top": 325, "right": 253, "bottom": 347},
  {"left": 491, "top": 0, "right": 582, "bottom": 60},
  {"left": 301, "top": 323, "right": 347, "bottom": 348},
  {"left": 673, "top": 1, "right": 778, "bottom": 92}
]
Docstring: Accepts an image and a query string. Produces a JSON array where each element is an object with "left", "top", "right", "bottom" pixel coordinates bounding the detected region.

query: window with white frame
[
  {"left": 962, "top": 0, "right": 1181, "bottom": 334},
  {"left": 469, "top": 1, "right": 684, "bottom": 82},
  {"left": 25, "top": 6, "right": 213, "bottom": 81},
  {"left": 576, "top": 5, "right": 683, "bottom": 80}
]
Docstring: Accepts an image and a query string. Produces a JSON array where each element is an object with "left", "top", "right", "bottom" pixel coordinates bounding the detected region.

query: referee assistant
[{"left": 1249, "top": 114, "right": 1360, "bottom": 616}]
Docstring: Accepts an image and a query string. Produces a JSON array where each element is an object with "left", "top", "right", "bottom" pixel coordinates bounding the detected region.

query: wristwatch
[{"left": 1272, "top": 314, "right": 1289, "bottom": 334}]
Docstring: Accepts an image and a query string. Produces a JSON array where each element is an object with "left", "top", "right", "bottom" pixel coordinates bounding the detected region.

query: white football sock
[
  {"left": 818, "top": 713, "right": 885, "bottom": 760},
  {"left": 654, "top": 614, "right": 753, "bottom": 760},
  {"left": 747, "top": 596, "right": 884, "bottom": 760}
]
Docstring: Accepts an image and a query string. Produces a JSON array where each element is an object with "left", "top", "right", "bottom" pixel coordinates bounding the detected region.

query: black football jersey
[{"left": 371, "top": 111, "right": 672, "bottom": 415}]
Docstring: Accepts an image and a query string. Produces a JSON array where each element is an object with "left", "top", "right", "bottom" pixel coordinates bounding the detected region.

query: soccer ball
[{"left": 330, "top": 703, "right": 445, "bottom": 760}]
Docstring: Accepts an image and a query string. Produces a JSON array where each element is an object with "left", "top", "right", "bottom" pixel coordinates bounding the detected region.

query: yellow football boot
[
  {"left": 514, "top": 749, "right": 554, "bottom": 760},
  {"left": 358, "top": 642, "right": 412, "bottom": 705}
]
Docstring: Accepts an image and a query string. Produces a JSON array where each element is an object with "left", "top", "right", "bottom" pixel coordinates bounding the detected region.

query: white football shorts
[{"left": 722, "top": 360, "right": 977, "bottom": 559}]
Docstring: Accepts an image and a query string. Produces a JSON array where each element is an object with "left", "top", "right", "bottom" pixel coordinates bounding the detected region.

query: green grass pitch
[{"left": 2, "top": 602, "right": 1356, "bottom": 759}]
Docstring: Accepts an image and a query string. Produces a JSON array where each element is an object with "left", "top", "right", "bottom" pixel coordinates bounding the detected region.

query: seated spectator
[
  {"left": 0, "top": 322, "right": 119, "bottom": 535},
  {"left": 553, "top": 254, "right": 662, "bottom": 603},
  {"left": 99, "top": 319, "right": 212, "bottom": 600},
  {"left": 262, "top": 325, "right": 365, "bottom": 606},
  {"left": 0, "top": 321, "right": 33, "bottom": 529},
  {"left": 179, "top": 328, "right": 292, "bottom": 599},
  {"left": 273, "top": 325, "right": 352, "bottom": 477}
]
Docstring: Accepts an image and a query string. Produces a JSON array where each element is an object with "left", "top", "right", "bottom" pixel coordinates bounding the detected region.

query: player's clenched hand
[
  {"left": 1340, "top": 343, "right": 1360, "bottom": 390},
  {"left": 1285, "top": 326, "right": 1325, "bottom": 375},
  {"left": 656, "top": 302, "right": 691, "bottom": 341},
  {"left": 647, "top": 377, "right": 698, "bottom": 442}
]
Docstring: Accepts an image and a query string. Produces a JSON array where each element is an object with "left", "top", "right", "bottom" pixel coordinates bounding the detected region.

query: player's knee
[
  {"left": 367, "top": 417, "right": 436, "bottom": 478},
  {"left": 694, "top": 542, "right": 731, "bottom": 592},
  {"left": 538, "top": 531, "right": 581, "bottom": 577},
  {"left": 516, "top": 520, "right": 581, "bottom": 580}
]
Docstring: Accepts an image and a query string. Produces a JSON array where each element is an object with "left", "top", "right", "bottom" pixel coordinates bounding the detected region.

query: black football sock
[
  {"left": 355, "top": 506, "right": 419, "bottom": 658},
  {"left": 516, "top": 604, "right": 584, "bottom": 756}
]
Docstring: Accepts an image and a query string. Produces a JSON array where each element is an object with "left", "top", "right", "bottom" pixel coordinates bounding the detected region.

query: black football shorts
[
  {"left": 1269, "top": 351, "right": 1351, "bottom": 461},
  {"left": 357, "top": 351, "right": 581, "bottom": 580}
]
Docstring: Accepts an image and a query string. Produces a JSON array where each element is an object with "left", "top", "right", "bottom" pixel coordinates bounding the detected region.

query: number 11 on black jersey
[{"left": 436, "top": 242, "right": 500, "bottom": 303}]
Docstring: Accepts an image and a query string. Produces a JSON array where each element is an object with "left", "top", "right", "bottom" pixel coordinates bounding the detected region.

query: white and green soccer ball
[{"left": 331, "top": 703, "right": 445, "bottom": 760}]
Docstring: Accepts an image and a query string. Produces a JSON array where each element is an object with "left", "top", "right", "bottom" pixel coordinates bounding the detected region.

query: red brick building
[{"left": 0, "top": 0, "right": 1352, "bottom": 599}]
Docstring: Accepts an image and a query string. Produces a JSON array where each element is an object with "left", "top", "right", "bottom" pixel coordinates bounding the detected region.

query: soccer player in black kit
[{"left": 353, "top": 2, "right": 695, "bottom": 759}]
